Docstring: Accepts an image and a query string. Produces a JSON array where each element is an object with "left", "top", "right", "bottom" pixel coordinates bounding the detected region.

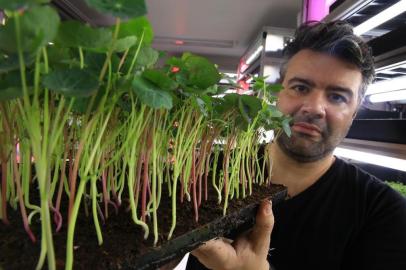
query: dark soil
[{"left": 0, "top": 183, "right": 286, "bottom": 270}]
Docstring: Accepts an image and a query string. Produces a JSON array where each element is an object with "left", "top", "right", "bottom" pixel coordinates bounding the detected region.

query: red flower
[{"left": 171, "top": 66, "right": 180, "bottom": 73}]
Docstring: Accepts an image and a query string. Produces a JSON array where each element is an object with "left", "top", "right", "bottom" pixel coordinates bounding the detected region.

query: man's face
[{"left": 276, "top": 49, "right": 362, "bottom": 162}]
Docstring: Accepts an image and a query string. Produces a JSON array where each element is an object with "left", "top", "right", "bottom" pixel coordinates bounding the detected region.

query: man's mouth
[{"left": 291, "top": 122, "right": 322, "bottom": 137}]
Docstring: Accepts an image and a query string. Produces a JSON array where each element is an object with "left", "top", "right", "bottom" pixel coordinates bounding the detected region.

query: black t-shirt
[{"left": 186, "top": 157, "right": 406, "bottom": 270}]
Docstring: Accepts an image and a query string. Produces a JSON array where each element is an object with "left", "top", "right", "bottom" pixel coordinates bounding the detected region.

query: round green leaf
[
  {"left": 142, "top": 70, "right": 178, "bottom": 91},
  {"left": 213, "top": 93, "right": 239, "bottom": 115},
  {"left": 113, "top": 36, "right": 137, "bottom": 52},
  {"left": 42, "top": 68, "right": 99, "bottom": 97},
  {"left": 267, "top": 84, "right": 283, "bottom": 93},
  {"left": 56, "top": 21, "right": 112, "bottom": 50},
  {"left": 84, "top": 0, "right": 147, "bottom": 19},
  {"left": 122, "top": 46, "right": 158, "bottom": 72},
  {"left": 0, "top": 0, "right": 49, "bottom": 11},
  {"left": 183, "top": 54, "right": 221, "bottom": 89},
  {"left": 0, "top": 6, "right": 60, "bottom": 53},
  {"left": 191, "top": 95, "right": 213, "bottom": 117},
  {"left": 0, "top": 71, "right": 33, "bottom": 100},
  {"left": 0, "top": 53, "right": 35, "bottom": 74},
  {"left": 240, "top": 95, "right": 262, "bottom": 119},
  {"left": 0, "top": 86, "right": 24, "bottom": 101},
  {"left": 135, "top": 46, "right": 159, "bottom": 67},
  {"left": 117, "top": 16, "right": 153, "bottom": 45},
  {"left": 131, "top": 76, "right": 172, "bottom": 109},
  {"left": 84, "top": 52, "right": 120, "bottom": 74}
]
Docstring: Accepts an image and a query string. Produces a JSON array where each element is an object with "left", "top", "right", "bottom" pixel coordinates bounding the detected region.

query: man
[{"left": 185, "top": 21, "right": 406, "bottom": 270}]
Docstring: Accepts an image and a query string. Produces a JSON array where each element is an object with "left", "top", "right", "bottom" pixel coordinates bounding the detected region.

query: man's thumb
[{"left": 250, "top": 200, "right": 275, "bottom": 254}]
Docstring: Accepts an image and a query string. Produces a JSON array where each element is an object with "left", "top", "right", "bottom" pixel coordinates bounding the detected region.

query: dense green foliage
[{"left": 0, "top": 1, "right": 290, "bottom": 269}]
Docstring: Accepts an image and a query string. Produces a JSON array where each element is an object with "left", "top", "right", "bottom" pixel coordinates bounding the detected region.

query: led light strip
[
  {"left": 246, "top": 45, "right": 264, "bottom": 65},
  {"left": 334, "top": 147, "right": 406, "bottom": 172},
  {"left": 354, "top": 0, "right": 406, "bottom": 35},
  {"left": 368, "top": 89, "right": 406, "bottom": 103},
  {"left": 366, "top": 76, "right": 406, "bottom": 95}
]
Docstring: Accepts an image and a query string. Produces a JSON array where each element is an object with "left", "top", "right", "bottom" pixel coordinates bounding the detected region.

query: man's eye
[
  {"left": 291, "top": 85, "right": 308, "bottom": 93},
  {"left": 329, "top": 93, "right": 347, "bottom": 104}
]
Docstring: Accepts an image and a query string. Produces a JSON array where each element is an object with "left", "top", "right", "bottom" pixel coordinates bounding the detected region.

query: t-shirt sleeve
[
  {"left": 185, "top": 254, "right": 210, "bottom": 270},
  {"left": 352, "top": 181, "right": 406, "bottom": 270}
]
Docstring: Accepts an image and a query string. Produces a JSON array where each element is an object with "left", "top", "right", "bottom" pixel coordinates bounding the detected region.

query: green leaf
[
  {"left": 223, "top": 93, "right": 239, "bottom": 106},
  {"left": 214, "top": 93, "right": 238, "bottom": 115},
  {"left": 69, "top": 97, "right": 90, "bottom": 114},
  {"left": 117, "top": 16, "right": 153, "bottom": 45},
  {"left": 121, "top": 46, "right": 159, "bottom": 72},
  {"left": 200, "top": 94, "right": 213, "bottom": 114},
  {"left": 42, "top": 68, "right": 99, "bottom": 97},
  {"left": 183, "top": 54, "right": 221, "bottom": 89},
  {"left": 0, "top": 6, "right": 60, "bottom": 53},
  {"left": 183, "top": 86, "right": 203, "bottom": 94},
  {"left": 84, "top": 52, "right": 120, "bottom": 73},
  {"left": 239, "top": 95, "right": 262, "bottom": 122},
  {"left": 0, "top": 0, "right": 49, "bottom": 10},
  {"left": 191, "top": 95, "right": 212, "bottom": 117},
  {"left": 205, "top": 85, "right": 219, "bottom": 95},
  {"left": 267, "top": 104, "right": 283, "bottom": 118},
  {"left": 113, "top": 36, "right": 137, "bottom": 52},
  {"left": 135, "top": 46, "right": 159, "bottom": 67},
  {"left": 84, "top": 0, "right": 147, "bottom": 19},
  {"left": 282, "top": 118, "right": 292, "bottom": 137},
  {"left": 0, "top": 85, "right": 24, "bottom": 101},
  {"left": 0, "top": 71, "right": 33, "bottom": 100},
  {"left": 0, "top": 53, "right": 35, "bottom": 74},
  {"left": 184, "top": 85, "right": 219, "bottom": 96},
  {"left": 166, "top": 56, "right": 184, "bottom": 67},
  {"left": 56, "top": 21, "right": 112, "bottom": 50},
  {"left": 267, "top": 84, "right": 283, "bottom": 93},
  {"left": 131, "top": 76, "right": 173, "bottom": 109},
  {"left": 142, "top": 70, "right": 178, "bottom": 91},
  {"left": 67, "top": 88, "right": 106, "bottom": 114}
]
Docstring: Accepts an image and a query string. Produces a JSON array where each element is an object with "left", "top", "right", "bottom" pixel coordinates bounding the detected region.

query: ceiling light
[
  {"left": 265, "top": 35, "right": 284, "bottom": 52},
  {"left": 246, "top": 45, "right": 264, "bottom": 65},
  {"left": 354, "top": 0, "right": 406, "bottom": 35},
  {"left": 334, "top": 147, "right": 406, "bottom": 172},
  {"left": 366, "top": 76, "right": 406, "bottom": 95},
  {"left": 368, "top": 89, "right": 406, "bottom": 103}
]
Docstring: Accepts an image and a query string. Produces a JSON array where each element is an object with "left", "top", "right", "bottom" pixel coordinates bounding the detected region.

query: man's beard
[{"left": 276, "top": 114, "right": 351, "bottom": 163}]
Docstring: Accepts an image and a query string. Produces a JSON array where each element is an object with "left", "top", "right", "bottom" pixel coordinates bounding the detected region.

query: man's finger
[
  {"left": 191, "top": 238, "right": 237, "bottom": 269},
  {"left": 250, "top": 199, "right": 275, "bottom": 254}
]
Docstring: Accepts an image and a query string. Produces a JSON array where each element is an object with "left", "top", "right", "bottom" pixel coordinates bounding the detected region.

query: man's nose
[{"left": 299, "top": 91, "right": 327, "bottom": 119}]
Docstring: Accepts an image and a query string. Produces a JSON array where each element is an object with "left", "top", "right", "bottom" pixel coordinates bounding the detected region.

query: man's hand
[{"left": 191, "top": 200, "right": 274, "bottom": 270}]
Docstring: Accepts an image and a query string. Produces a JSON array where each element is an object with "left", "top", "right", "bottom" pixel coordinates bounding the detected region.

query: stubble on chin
[{"left": 276, "top": 132, "right": 333, "bottom": 163}]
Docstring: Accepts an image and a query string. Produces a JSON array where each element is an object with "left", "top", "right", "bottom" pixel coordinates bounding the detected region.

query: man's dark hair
[{"left": 280, "top": 21, "right": 375, "bottom": 103}]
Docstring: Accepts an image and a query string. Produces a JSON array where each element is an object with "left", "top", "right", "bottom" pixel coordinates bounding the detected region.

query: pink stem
[
  {"left": 192, "top": 147, "right": 198, "bottom": 223},
  {"left": 13, "top": 153, "right": 36, "bottom": 241},
  {"left": 134, "top": 152, "right": 143, "bottom": 211},
  {"left": 55, "top": 131, "right": 69, "bottom": 224},
  {"left": 96, "top": 201, "right": 105, "bottom": 225},
  {"left": 1, "top": 162, "right": 10, "bottom": 225},
  {"left": 102, "top": 166, "right": 109, "bottom": 219},
  {"left": 68, "top": 138, "right": 85, "bottom": 222},
  {"left": 108, "top": 200, "right": 119, "bottom": 215},
  {"left": 49, "top": 203, "right": 62, "bottom": 232},
  {"left": 110, "top": 165, "right": 120, "bottom": 207},
  {"left": 204, "top": 154, "right": 210, "bottom": 201},
  {"left": 141, "top": 146, "right": 151, "bottom": 222}
]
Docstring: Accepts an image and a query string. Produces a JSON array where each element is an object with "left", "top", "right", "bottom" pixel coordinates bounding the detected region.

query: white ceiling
[{"left": 146, "top": 0, "right": 303, "bottom": 72}]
